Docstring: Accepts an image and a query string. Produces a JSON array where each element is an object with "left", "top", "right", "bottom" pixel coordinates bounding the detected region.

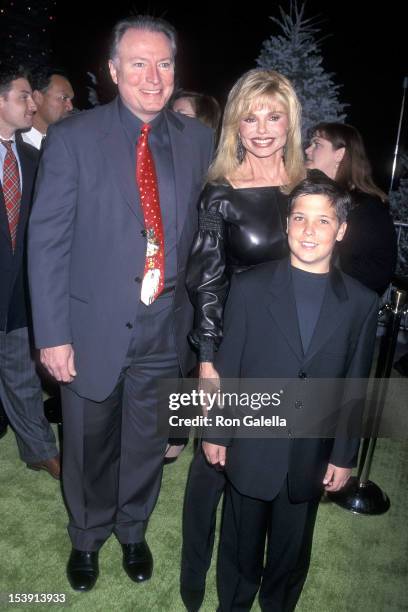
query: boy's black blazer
[{"left": 214, "top": 258, "right": 378, "bottom": 502}]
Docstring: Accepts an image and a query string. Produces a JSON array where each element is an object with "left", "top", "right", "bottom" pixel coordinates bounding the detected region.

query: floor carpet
[{"left": 0, "top": 428, "right": 407, "bottom": 611}]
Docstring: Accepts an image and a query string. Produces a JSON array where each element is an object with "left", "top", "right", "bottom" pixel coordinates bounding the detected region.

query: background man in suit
[
  {"left": 28, "top": 16, "right": 213, "bottom": 592},
  {"left": 204, "top": 174, "right": 379, "bottom": 611},
  {"left": 22, "top": 68, "right": 74, "bottom": 150},
  {"left": 0, "top": 65, "right": 60, "bottom": 479},
  {"left": 22, "top": 67, "right": 75, "bottom": 428}
]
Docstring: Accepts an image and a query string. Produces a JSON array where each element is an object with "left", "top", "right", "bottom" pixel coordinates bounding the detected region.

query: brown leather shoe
[{"left": 27, "top": 454, "right": 61, "bottom": 480}]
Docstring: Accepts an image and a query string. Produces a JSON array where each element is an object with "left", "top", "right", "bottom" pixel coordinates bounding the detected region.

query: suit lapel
[
  {"left": 98, "top": 99, "right": 144, "bottom": 226},
  {"left": 0, "top": 188, "right": 11, "bottom": 245},
  {"left": 267, "top": 260, "right": 304, "bottom": 362},
  {"left": 303, "top": 266, "right": 349, "bottom": 364},
  {"left": 165, "top": 110, "right": 192, "bottom": 242},
  {"left": 98, "top": 102, "right": 194, "bottom": 235}
]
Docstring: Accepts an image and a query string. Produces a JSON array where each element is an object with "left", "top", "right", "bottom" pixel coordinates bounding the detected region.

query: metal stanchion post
[{"left": 328, "top": 282, "right": 408, "bottom": 514}]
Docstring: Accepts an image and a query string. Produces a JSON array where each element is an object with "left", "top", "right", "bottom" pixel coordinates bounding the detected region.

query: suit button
[
  {"left": 295, "top": 400, "right": 303, "bottom": 409},
  {"left": 141, "top": 229, "right": 147, "bottom": 237},
  {"left": 126, "top": 322, "right": 133, "bottom": 329},
  {"left": 298, "top": 370, "right": 307, "bottom": 379},
  {"left": 134, "top": 276, "right": 142, "bottom": 283}
]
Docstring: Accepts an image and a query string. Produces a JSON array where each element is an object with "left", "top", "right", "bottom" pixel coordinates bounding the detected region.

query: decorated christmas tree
[{"left": 256, "top": 1, "right": 347, "bottom": 138}]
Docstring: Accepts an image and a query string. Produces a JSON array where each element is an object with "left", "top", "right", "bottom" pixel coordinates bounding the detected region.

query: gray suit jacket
[{"left": 28, "top": 98, "right": 213, "bottom": 401}]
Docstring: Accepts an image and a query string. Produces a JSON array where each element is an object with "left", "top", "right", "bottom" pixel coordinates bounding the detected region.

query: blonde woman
[{"left": 180, "top": 68, "right": 305, "bottom": 611}]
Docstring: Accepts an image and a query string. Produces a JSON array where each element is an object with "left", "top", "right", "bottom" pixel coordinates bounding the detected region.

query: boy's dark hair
[
  {"left": 288, "top": 169, "right": 351, "bottom": 224},
  {"left": 0, "top": 64, "right": 30, "bottom": 97}
]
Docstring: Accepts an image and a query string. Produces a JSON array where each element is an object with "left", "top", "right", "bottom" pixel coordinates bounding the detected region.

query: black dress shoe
[
  {"left": 164, "top": 443, "right": 187, "bottom": 465},
  {"left": 164, "top": 437, "right": 189, "bottom": 465},
  {"left": 67, "top": 549, "right": 99, "bottom": 592},
  {"left": 122, "top": 540, "right": 153, "bottom": 582},
  {"left": 180, "top": 585, "right": 205, "bottom": 611}
]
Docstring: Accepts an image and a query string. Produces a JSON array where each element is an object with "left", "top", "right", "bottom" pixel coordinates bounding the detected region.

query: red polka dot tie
[
  {"left": 1, "top": 140, "right": 21, "bottom": 252},
  {"left": 136, "top": 124, "right": 165, "bottom": 305}
]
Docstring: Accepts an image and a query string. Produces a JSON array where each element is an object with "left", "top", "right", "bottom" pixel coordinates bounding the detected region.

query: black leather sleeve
[{"left": 186, "top": 184, "right": 230, "bottom": 363}]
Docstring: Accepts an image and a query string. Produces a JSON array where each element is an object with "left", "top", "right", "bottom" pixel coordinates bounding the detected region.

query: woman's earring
[{"left": 236, "top": 134, "right": 246, "bottom": 163}]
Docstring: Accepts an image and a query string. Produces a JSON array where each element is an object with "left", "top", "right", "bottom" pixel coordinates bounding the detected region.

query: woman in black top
[
  {"left": 186, "top": 182, "right": 289, "bottom": 361},
  {"left": 305, "top": 122, "right": 397, "bottom": 296},
  {"left": 180, "top": 68, "right": 306, "bottom": 610}
]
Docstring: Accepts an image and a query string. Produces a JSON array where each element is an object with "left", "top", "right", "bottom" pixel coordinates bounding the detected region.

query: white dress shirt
[{"left": 21, "top": 126, "right": 45, "bottom": 151}]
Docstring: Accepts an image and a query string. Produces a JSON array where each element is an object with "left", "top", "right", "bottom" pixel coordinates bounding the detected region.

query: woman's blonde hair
[{"left": 208, "top": 69, "right": 305, "bottom": 192}]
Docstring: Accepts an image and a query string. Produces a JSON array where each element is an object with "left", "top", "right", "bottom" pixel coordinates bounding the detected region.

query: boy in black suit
[{"left": 204, "top": 173, "right": 378, "bottom": 611}]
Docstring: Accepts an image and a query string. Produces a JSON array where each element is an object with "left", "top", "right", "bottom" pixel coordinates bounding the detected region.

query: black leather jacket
[{"left": 186, "top": 182, "right": 289, "bottom": 361}]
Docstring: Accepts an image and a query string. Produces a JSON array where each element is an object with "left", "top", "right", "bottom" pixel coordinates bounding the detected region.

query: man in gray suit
[
  {"left": 0, "top": 64, "right": 60, "bottom": 479},
  {"left": 28, "top": 16, "right": 213, "bottom": 592}
]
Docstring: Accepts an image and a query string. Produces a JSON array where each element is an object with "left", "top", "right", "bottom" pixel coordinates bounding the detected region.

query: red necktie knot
[
  {"left": 141, "top": 124, "right": 151, "bottom": 138},
  {"left": 1, "top": 140, "right": 13, "bottom": 152}
]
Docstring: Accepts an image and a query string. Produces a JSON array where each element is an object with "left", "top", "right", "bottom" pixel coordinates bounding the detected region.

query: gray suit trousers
[
  {"left": 0, "top": 326, "right": 57, "bottom": 463},
  {"left": 61, "top": 296, "right": 179, "bottom": 551}
]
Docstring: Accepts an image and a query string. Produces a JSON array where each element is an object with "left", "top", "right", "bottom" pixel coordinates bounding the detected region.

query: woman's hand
[
  {"left": 198, "top": 362, "right": 220, "bottom": 416},
  {"left": 199, "top": 361, "right": 220, "bottom": 383}
]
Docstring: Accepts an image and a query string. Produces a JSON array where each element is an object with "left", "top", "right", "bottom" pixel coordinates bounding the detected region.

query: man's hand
[
  {"left": 40, "top": 344, "right": 76, "bottom": 383},
  {"left": 202, "top": 441, "right": 226, "bottom": 467},
  {"left": 323, "top": 463, "right": 352, "bottom": 492}
]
